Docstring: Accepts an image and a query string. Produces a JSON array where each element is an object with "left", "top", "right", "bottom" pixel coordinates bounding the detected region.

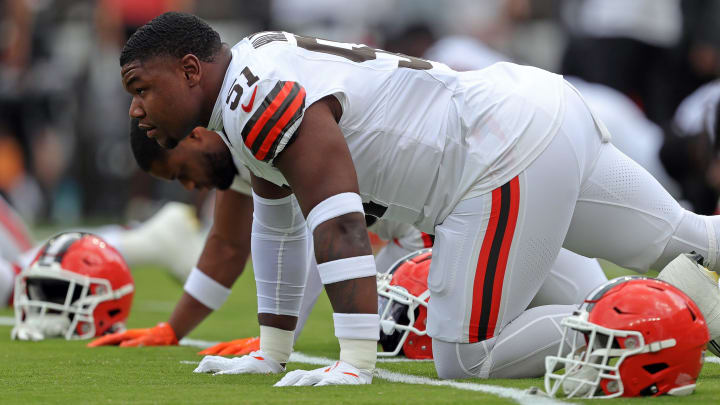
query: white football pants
[
  {"left": 293, "top": 233, "right": 607, "bottom": 343},
  {"left": 430, "top": 82, "right": 720, "bottom": 379}
]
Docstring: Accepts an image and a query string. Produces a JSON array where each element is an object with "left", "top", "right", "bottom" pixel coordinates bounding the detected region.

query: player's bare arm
[
  {"left": 273, "top": 96, "right": 377, "bottom": 316},
  {"left": 90, "top": 122, "right": 254, "bottom": 347},
  {"left": 168, "top": 188, "right": 253, "bottom": 339}
]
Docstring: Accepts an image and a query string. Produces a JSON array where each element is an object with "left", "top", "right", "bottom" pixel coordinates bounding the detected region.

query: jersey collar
[
  {"left": 207, "top": 50, "right": 236, "bottom": 131},
  {"left": 207, "top": 93, "right": 224, "bottom": 131}
]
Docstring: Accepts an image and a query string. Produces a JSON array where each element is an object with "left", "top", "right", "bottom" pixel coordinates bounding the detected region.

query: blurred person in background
[
  {"left": 561, "top": 0, "right": 720, "bottom": 128},
  {"left": 561, "top": 0, "right": 683, "bottom": 124},
  {"left": 0, "top": 0, "right": 234, "bottom": 227},
  {"left": 0, "top": 0, "right": 60, "bottom": 223},
  {"left": 662, "top": 80, "right": 720, "bottom": 214},
  {"left": 77, "top": 0, "right": 197, "bottom": 220},
  {"left": 4, "top": 0, "right": 720, "bottom": 228}
]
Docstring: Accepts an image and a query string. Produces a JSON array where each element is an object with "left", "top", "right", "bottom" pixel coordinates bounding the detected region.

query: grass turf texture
[{"left": 1, "top": 260, "right": 718, "bottom": 404}]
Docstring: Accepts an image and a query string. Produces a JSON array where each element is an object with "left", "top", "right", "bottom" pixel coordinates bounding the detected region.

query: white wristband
[
  {"left": 317, "top": 255, "right": 376, "bottom": 284},
  {"left": 183, "top": 267, "right": 231, "bottom": 310},
  {"left": 306, "top": 192, "right": 364, "bottom": 232}
]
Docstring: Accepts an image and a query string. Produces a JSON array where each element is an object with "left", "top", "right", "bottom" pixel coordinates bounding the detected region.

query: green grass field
[{"left": 1, "top": 260, "right": 718, "bottom": 404}]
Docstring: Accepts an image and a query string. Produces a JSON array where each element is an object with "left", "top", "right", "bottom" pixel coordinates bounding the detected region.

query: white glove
[
  {"left": 193, "top": 351, "right": 285, "bottom": 375},
  {"left": 11, "top": 314, "right": 70, "bottom": 341},
  {"left": 11, "top": 323, "right": 44, "bottom": 341},
  {"left": 274, "top": 361, "right": 372, "bottom": 387}
]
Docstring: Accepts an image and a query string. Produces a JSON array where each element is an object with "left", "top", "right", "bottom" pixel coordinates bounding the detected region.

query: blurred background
[{"left": 3, "top": 0, "right": 720, "bottom": 227}]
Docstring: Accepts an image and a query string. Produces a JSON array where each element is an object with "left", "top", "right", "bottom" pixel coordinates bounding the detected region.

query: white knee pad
[{"left": 432, "top": 305, "right": 579, "bottom": 380}]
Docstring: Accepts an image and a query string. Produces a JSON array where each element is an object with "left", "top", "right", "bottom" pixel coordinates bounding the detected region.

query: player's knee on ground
[
  {"left": 432, "top": 305, "right": 579, "bottom": 380},
  {"left": 432, "top": 338, "right": 493, "bottom": 380}
]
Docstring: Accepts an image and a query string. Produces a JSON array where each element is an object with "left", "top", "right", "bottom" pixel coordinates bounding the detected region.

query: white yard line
[
  {"left": 180, "top": 338, "right": 563, "bottom": 405},
  {"left": 376, "top": 357, "right": 432, "bottom": 363},
  {"left": 179, "top": 338, "right": 430, "bottom": 363},
  {"left": 706, "top": 356, "right": 720, "bottom": 365},
  {"left": 179, "top": 337, "right": 219, "bottom": 348},
  {"left": 0, "top": 316, "right": 14, "bottom": 326}
]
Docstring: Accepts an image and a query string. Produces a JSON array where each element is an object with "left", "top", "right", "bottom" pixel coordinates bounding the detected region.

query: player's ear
[{"left": 180, "top": 54, "right": 201, "bottom": 86}]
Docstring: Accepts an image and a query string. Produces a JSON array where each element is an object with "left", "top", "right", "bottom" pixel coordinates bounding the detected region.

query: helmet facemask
[
  {"left": 376, "top": 248, "right": 432, "bottom": 359},
  {"left": 544, "top": 310, "right": 679, "bottom": 398},
  {"left": 545, "top": 276, "right": 706, "bottom": 399},
  {"left": 377, "top": 275, "right": 429, "bottom": 357}
]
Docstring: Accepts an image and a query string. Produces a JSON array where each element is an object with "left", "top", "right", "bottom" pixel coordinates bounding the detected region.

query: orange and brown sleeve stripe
[{"left": 241, "top": 81, "right": 306, "bottom": 162}]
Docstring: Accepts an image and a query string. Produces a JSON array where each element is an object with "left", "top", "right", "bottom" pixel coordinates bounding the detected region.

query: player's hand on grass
[
  {"left": 274, "top": 361, "right": 372, "bottom": 386},
  {"left": 87, "top": 322, "right": 178, "bottom": 347},
  {"left": 11, "top": 323, "right": 44, "bottom": 341},
  {"left": 11, "top": 314, "right": 70, "bottom": 341},
  {"left": 194, "top": 350, "right": 284, "bottom": 375},
  {"left": 197, "top": 337, "right": 260, "bottom": 356}
]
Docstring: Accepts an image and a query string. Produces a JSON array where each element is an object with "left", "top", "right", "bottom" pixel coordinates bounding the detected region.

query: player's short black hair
[
  {"left": 120, "top": 12, "right": 221, "bottom": 67},
  {"left": 130, "top": 119, "right": 168, "bottom": 172}
]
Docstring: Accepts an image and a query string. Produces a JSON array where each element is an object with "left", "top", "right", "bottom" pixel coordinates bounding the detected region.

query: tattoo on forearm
[
  {"left": 313, "top": 214, "right": 371, "bottom": 264},
  {"left": 313, "top": 213, "right": 377, "bottom": 314}
]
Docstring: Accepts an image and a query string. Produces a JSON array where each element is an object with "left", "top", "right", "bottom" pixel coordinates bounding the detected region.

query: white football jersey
[
  {"left": 208, "top": 32, "right": 567, "bottom": 233},
  {"left": 228, "top": 164, "right": 252, "bottom": 196}
]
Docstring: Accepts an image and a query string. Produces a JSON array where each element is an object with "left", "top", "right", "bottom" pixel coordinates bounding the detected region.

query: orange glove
[
  {"left": 87, "top": 322, "right": 178, "bottom": 347},
  {"left": 197, "top": 337, "right": 260, "bottom": 356}
]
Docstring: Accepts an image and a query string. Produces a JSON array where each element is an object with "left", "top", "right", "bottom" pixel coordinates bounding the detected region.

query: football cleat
[
  {"left": 656, "top": 253, "right": 720, "bottom": 339},
  {"left": 119, "top": 202, "right": 205, "bottom": 282},
  {"left": 274, "top": 361, "right": 373, "bottom": 387}
]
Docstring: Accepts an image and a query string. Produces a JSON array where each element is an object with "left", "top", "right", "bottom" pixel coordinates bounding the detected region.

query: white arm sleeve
[{"left": 252, "top": 192, "right": 309, "bottom": 317}]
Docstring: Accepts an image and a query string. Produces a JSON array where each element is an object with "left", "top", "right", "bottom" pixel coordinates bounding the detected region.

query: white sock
[
  {"left": 259, "top": 325, "right": 294, "bottom": 364},
  {"left": 339, "top": 338, "right": 377, "bottom": 371},
  {"left": 333, "top": 313, "right": 379, "bottom": 371}
]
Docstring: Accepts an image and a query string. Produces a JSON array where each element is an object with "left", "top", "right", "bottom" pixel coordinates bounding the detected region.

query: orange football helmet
[
  {"left": 377, "top": 248, "right": 433, "bottom": 359},
  {"left": 13, "top": 232, "right": 134, "bottom": 339},
  {"left": 545, "top": 276, "right": 709, "bottom": 398}
]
